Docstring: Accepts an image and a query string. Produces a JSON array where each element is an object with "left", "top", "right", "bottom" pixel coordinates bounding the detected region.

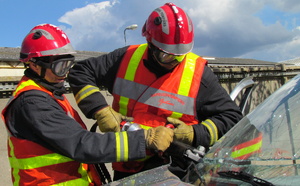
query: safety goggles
[
  {"left": 152, "top": 47, "right": 186, "bottom": 64},
  {"left": 35, "top": 56, "right": 75, "bottom": 77}
]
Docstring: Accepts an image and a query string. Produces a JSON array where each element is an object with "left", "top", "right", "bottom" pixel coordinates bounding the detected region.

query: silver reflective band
[{"left": 113, "top": 77, "right": 195, "bottom": 115}]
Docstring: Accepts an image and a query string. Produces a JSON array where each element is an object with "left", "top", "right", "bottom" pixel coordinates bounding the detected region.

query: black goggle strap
[
  {"left": 30, "top": 59, "right": 49, "bottom": 78},
  {"left": 34, "top": 60, "right": 51, "bottom": 69},
  {"left": 40, "top": 67, "right": 47, "bottom": 78}
]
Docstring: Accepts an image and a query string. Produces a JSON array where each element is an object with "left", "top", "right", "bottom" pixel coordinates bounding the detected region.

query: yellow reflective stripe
[
  {"left": 231, "top": 140, "right": 262, "bottom": 159},
  {"left": 9, "top": 137, "right": 90, "bottom": 185},
  {"left": 115, "top": 131, "right": 129, "bottom": 162},
  {"left": 119, "top": 44, "right": 147, "bottom": 114},
  {"left": 9, "top": 153, "right": 73, "bottom": 170},
  {"left": 170, "top": 112, "right": 183, "bottom": 119},
  {"left": 124, "top": 44, "right": 147, "bottom": 80},
  {"left": 201, "top": 119, "right": 218, "bottom": 146},
  {"left": 75, "top": 85, "right": 100, "bottom": 104},
  {"left": 8, "top": 138, "right": 15, "bottom": 161},
  {"left": 78, "top": 164, "right": 93, "bottom": 184},
  {"left": 178, "top": 53, "right": 197, "bottom": 96},
  {"left": 8, "top": 139, "right": 21, "bottom": 186},
  {"left": 8, "top": 138, "right": 73, "bottom": 171},
  {"left": 52, "top": 178, "right": 89, "bottom": 186},
  {"left": 13, "top": 79, "right": 41, "bottom": 96},
  {"left": 139, "top": 124, "right": 152, "bottom": 130},
  {"left": 52, "top": 163, "right": 91, "bottom": 185},
  {"left": 171, "top": 53, "right": 197, "bottom": 118},
  {"left": 119, "top": 96, "right": 129, "bottom": 115}
]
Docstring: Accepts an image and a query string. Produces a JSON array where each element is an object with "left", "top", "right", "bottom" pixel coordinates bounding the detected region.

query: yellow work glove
[
  {"left": 94, "top": 106, "right": 133, "bottom": 132},
  {"left": 166, "top": 117, "right": 194, "bottom": 145},
  {"left": 144, "top": 126, "right": 174, "bottom": 152}
]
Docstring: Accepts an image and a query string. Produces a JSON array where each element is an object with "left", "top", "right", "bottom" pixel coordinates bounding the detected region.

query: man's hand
[
  {"left": 167, "top": 117, "right": 194, "bottom": 145},
  {"left": 144, "top": 126, "right": 174, "bottom": 152},
  {"left": 94, "top": 106, "right": 133, "bottom": 132}
]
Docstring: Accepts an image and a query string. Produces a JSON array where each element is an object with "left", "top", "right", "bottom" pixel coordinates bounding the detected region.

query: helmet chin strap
[
  {"left": 148, "top": 44, "right": 160, "bottom": 64},
  {"left": 40, "top": 67, "right": 47, "bottom": 79}
]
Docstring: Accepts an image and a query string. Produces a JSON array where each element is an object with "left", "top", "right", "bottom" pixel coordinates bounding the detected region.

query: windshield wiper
[{"left": 218, "top": 171, "right": 274, "bottom": 186}]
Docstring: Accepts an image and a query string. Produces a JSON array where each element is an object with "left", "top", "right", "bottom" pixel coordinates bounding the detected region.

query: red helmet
[
  {"left": 142, "top": 3, "right": 194, "bottom": 55},
  {"left": 20, "top": 24, "right": 76, "bottom": 62}
]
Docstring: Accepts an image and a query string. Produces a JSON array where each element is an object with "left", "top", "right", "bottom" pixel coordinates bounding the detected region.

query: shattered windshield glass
[
  {"left": 199, "top": 74, "right": 300, "bottom": 185},
  {"left": 106, "top": 74, "right": 300, "bottom": 186}
]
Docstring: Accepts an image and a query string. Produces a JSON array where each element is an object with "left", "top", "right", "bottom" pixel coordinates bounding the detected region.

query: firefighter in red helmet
[
  {"left": 1, "top": 23, "right": 174, "bottom": 185},
  {"left": 142, "top": 2, "right": 194, "bottom": 55},
  {"left": 68, "top": 3, "right": 243, "bottom": 180}
]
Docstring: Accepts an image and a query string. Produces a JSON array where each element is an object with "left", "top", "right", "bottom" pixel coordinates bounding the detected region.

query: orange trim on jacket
[
  {"left": 111, "top": 44, "right": 207, "bottom": 173},
  {"left": 112, "top": 44, "right": 207, "bottom": 127},
  {"left": 2, "top": 76, "right": 101, "bottom": 186}
]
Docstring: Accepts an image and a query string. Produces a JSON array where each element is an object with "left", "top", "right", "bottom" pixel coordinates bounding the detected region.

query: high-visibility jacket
[
  {"left": 111, "top": 44, "right": 207, "bottom": 172},
  {"left": 1, "top": 76, "right": 101, "bottom": 186}
]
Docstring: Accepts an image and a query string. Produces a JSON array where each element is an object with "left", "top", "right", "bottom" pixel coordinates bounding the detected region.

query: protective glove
[
  {"left": 94, "top": 106, "right": 133, "bottom": 132},
  {"left": 166, "top": 117, "right": 194, "bottom": 145},
  {"left": 144, "top": 126, "right": 174, "bottom": 152}
]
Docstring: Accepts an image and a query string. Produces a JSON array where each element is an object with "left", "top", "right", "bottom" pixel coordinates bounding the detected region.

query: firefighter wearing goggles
[
  {"left": 68, "top": 3, "right": 242, "bottom": 181},
  {"left": 2, "top": 23, "right": 174, "bottom": 185}
]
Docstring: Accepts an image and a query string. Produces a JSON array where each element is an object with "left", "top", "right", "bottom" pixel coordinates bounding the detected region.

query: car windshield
[
  {"left": 107, "top": 74, "right": 300, "bottom": 186},
  {"left": 199, "top": 73, "right": 300, "bottom": 185}
]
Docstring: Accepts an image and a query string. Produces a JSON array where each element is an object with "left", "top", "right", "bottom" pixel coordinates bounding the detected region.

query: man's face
[
  {"left": 30, "top": 55, "right": 75, "bottom": 83},
  {"left": 150, "top": 45, "right": 186, "bottom": 70},
  {"left": 41, "top": 66, "right": 67, "bottom": 83},
  {"left": 31, "top": 63, "right": 67, "bottom": 84}
]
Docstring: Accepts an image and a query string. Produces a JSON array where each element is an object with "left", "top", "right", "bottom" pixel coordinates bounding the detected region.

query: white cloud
[
  {"left": 57, "top": 0, "right": 300, "bottom": 62},
  {"left": 58, "top": 1, "right": 126, "bottom": 51},
  {"left": 239, "top": 34, "right": 300, "bottom": 62}
]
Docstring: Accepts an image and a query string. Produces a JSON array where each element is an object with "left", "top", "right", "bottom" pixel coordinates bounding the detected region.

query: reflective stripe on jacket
[
  {"left": 2, "top": 76, "right": 101, "bottom": 186},
  {"left": 111, "top": 44, "right": 206, "bottom": 173},
  {"left": 112, "top": 43, "right": 207, "bottom": 127}
]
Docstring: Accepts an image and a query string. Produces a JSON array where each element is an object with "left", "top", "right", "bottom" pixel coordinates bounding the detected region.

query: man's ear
[{"left": 29, "top": 62, "right": 39, "bottom": 73}]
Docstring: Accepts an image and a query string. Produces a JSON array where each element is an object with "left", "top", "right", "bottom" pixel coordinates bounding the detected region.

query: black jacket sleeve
[
  {"left": 5, "top": 90, "right": 146, "bottom": 164},
  {"left": 192, "top": 66, "right": 243, "bottom": 150},
  {"left": 68, "top": 47, "right": 128, "bottom": 118},
  {"left": 68, "top": 47, "right": 243, "bottom": 150}
]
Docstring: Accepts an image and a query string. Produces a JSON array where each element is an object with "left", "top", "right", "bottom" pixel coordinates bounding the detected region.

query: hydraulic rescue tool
[
  {"left": 90, "top": 120, "right": 206, "bottom": 184},
  {"left": 120, "top": 121, "right": 206, "bottom": 183},
  {"left": 120, "top": 121, "right": 206, "bottom": 168}
]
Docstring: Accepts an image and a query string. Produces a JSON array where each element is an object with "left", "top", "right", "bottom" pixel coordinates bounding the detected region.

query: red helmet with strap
[
  {"left": 20, "top": 24, "right": 76, "bottom": 62},
  {"left": 142, "top": 3, "right": 194, "bottom": 55}
]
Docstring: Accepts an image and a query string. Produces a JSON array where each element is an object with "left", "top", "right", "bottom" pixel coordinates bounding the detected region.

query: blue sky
[{"left": 1, "top": 0, "right": 300, "bottom": 62}]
